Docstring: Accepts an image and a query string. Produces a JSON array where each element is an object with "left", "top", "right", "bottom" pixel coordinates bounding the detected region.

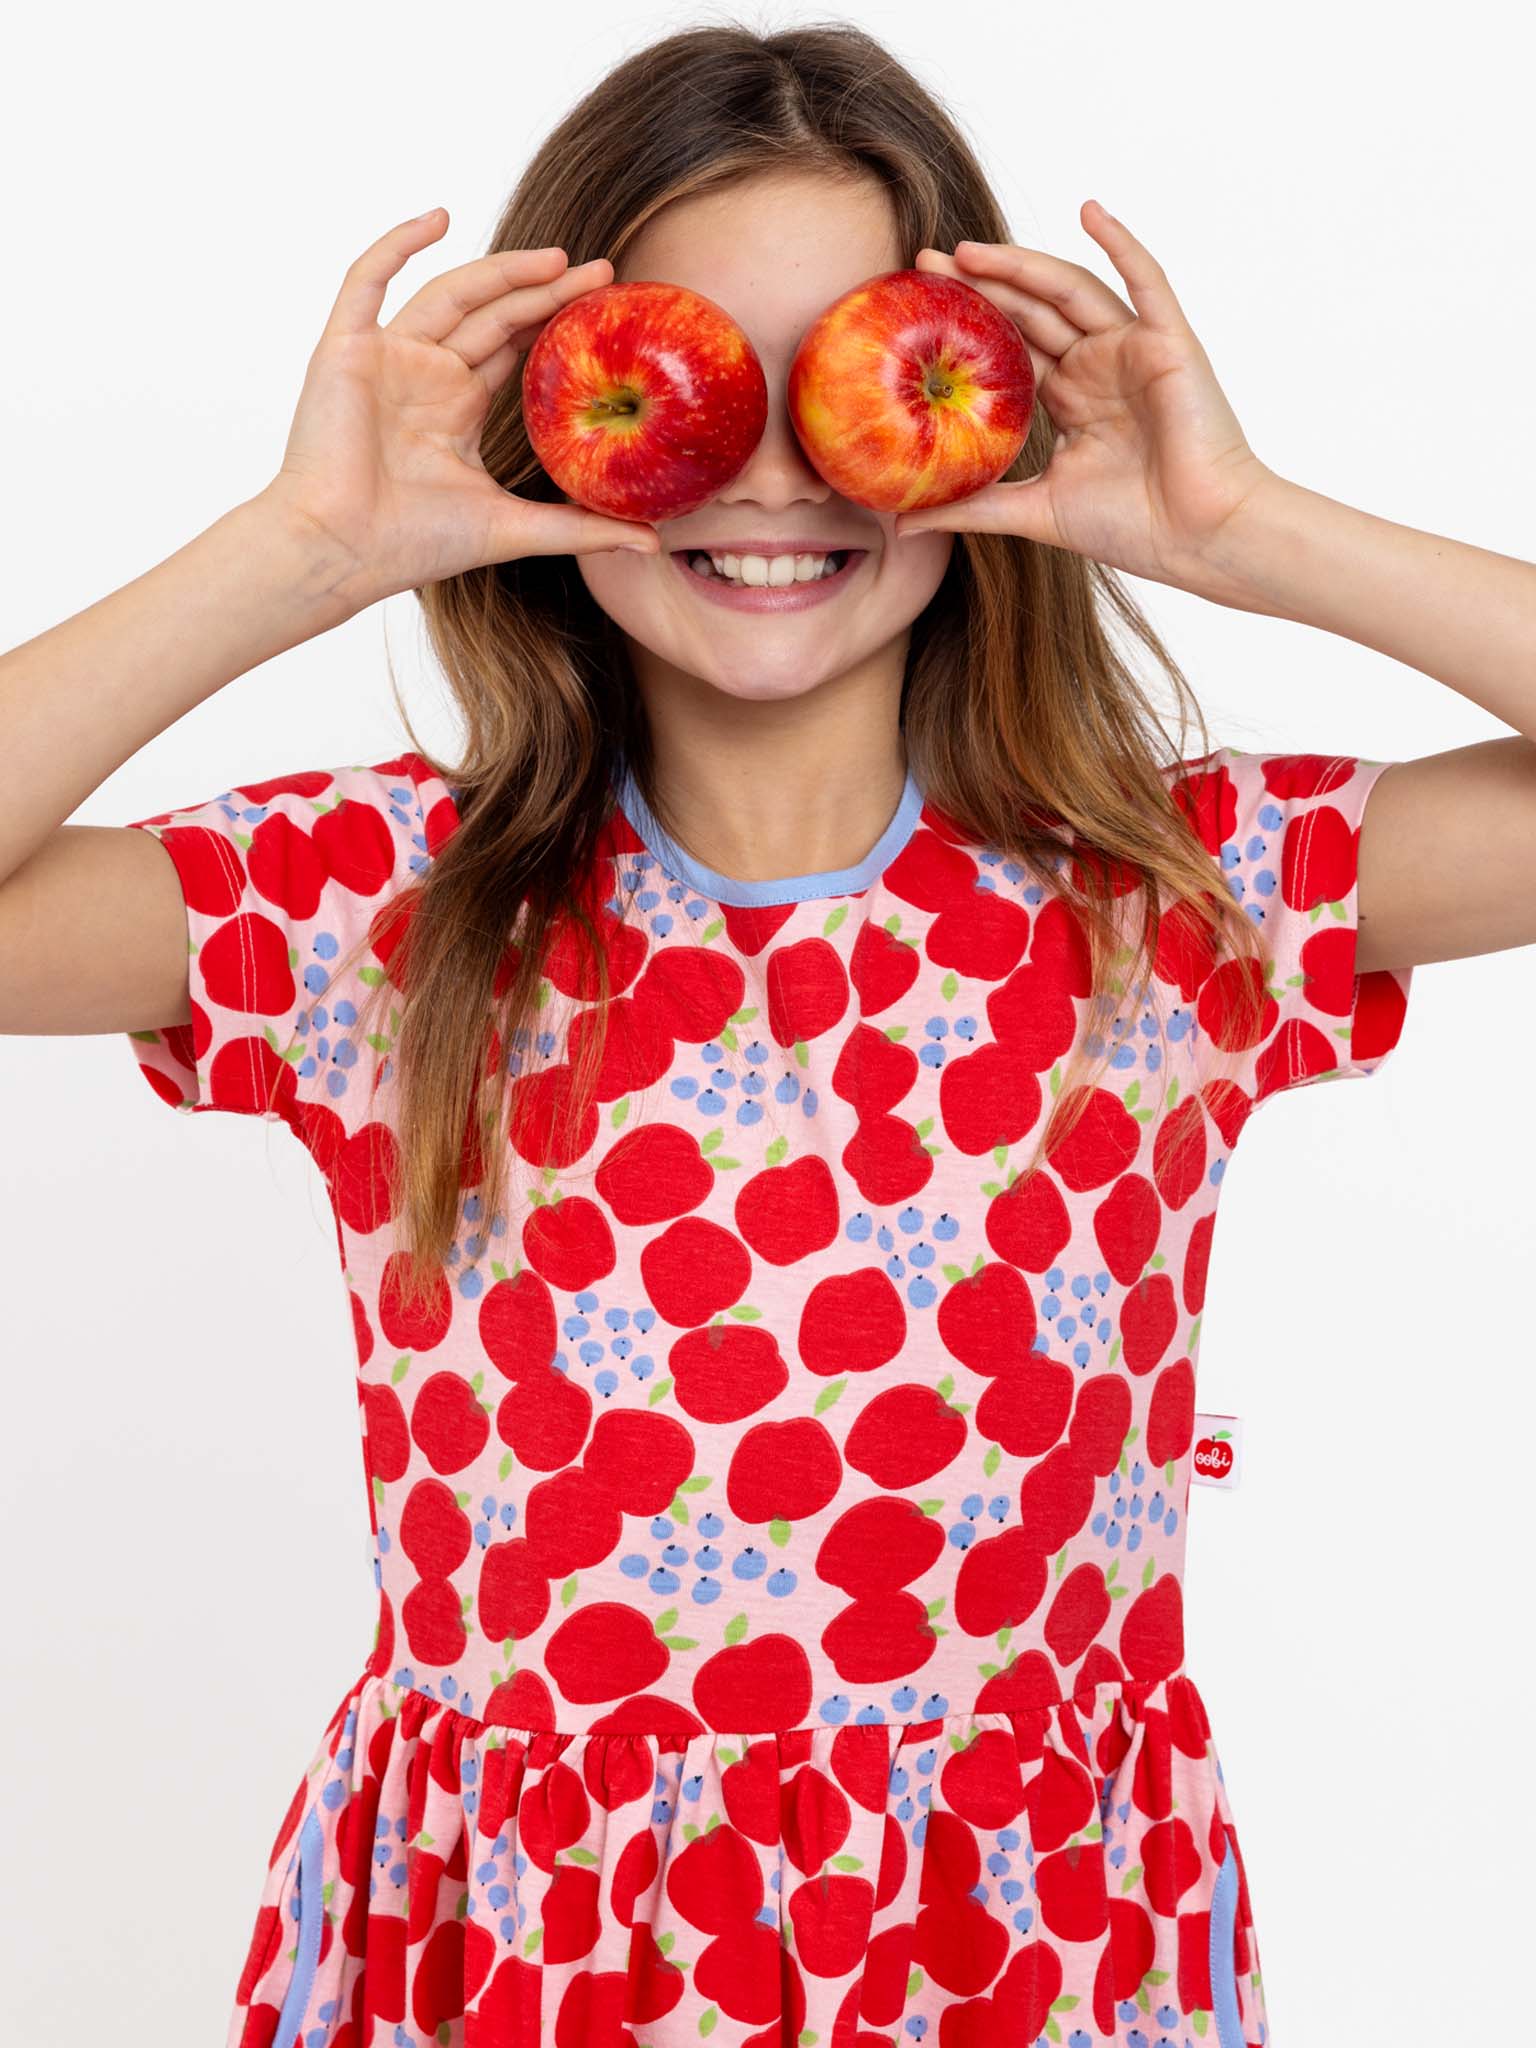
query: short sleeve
[
  {"left": 1168, "top": 746, "right": 1415, "bottom": 1110},
  {"left": 122, "top": 752, "right": 453, "bottom": 1129}
]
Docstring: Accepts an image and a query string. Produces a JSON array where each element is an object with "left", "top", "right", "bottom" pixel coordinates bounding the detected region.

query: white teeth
[{"left": 687, "top": 550, "right": 846, "bottom": 586}]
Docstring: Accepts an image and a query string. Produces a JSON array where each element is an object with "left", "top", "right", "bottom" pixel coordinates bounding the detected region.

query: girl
[{"left": 5, "top": 20, "right": 1533, "bottom": 2048}]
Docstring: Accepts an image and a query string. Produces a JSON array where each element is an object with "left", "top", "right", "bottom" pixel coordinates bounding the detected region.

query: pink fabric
[{"left": 124, "top": 743, "right": 1413, "bottom": 2046}]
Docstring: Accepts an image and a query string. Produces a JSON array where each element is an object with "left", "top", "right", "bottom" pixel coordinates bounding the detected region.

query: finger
[
  {"left": 950, "top": 236, "right": 1134, "bottom": 336},
  {"left": 497, "top": 496, "right": 660, "bottom": 563},
  {"left": 894, "top": 479, "right": 1062, "bottom": 551},
  {"left": 323, "top": 208, "right": 450, "bottom": 339},
  {"left": 437, "top": 259, "right": 614, "bottom": 368},
  {"left": 393, "top": 249, "right": 608, "bottom": 348},
  {"left": 1079, "top": 200, "right": 1191, "bottom": 335},
  {"left": 915, "top": 248, "right": 1070, "bottom": 384}
]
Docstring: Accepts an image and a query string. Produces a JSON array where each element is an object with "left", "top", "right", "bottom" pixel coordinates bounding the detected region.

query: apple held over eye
[
  {"left": 788, "top": 269, "right": 1035, "bottom": 514},
  {"left": 521, "top": 279, "right": 769, "bottom": 524}
]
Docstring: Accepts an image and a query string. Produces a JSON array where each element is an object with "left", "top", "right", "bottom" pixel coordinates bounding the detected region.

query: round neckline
[{"left": 610, "top": 756, "right": 925, "bottom": 908}]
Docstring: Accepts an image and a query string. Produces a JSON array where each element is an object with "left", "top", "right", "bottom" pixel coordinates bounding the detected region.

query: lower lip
[{"left": 669, "top": 549, "right": 869, "bottom": 612}]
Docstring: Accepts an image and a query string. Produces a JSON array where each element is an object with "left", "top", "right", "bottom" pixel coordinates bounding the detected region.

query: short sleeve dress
[{"left": 121, "top": 741, "right": 1413, "bottom": 2048}]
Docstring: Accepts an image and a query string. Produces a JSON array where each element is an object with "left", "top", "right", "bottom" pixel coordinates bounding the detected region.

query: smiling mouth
[{"left": 676, "top": 549, "right": 858, "bottom": 586}]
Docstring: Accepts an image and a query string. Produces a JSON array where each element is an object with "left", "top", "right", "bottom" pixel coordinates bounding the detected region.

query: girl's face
[{"left": 574, "top": 170, "right": 954, "bottom": 707}]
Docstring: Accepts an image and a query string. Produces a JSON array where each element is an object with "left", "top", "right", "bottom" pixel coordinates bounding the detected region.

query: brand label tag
[{"left": 1191, "top": 1411, "right": 1242, "bottom": 1489}]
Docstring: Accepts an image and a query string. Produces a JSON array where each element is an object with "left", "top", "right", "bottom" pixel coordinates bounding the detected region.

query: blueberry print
[{"left": 121, "top": 744, "right": 1413, "bottom": 2044}]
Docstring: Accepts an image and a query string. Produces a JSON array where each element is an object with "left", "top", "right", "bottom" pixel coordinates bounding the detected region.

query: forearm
[
  {"left": 1187, "top": 472, "right": 1536, "bottom": 741},
  {"left": 0, "top": 489, "right": 367, "bottom": 886}
]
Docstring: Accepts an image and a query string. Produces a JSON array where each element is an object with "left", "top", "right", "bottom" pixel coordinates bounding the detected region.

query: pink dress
[{"left": 123, "top": 743, "right": 1413, "bottom": 2048}]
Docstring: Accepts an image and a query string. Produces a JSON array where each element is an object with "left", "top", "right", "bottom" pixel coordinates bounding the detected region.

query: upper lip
[{"left": 670, "top": 538, "right": 869, "bottom": 556}]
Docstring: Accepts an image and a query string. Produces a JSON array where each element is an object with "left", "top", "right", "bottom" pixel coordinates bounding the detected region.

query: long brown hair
[{"left": 308, "top": 20, "right": 1266, "bottom": 1320}]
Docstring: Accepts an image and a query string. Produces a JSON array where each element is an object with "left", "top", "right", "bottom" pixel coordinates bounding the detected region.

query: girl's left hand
[{"left": 899, "top": 202, "right": 1279, "bottom": 588}]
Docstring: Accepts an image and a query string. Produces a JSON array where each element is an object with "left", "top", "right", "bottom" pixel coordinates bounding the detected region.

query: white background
[{"left": 2, "top": 1, "right": 1532, "bottom": 2041}]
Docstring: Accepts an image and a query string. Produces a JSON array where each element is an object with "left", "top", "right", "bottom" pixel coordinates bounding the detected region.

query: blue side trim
[
  {"left": 611, "top": 760, "right": 926, "bottom": 907},
  {"left": 1209, "top": 1833, "right": 1245, "bottom": 2048},
  {"left": 273, "top": 1805, "right": 326, "bottom": 2045}
]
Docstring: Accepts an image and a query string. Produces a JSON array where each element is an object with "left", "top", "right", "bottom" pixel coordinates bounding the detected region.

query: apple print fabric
[{"left": 122, "top": 742, "right": 1412, "bottom": 2048}]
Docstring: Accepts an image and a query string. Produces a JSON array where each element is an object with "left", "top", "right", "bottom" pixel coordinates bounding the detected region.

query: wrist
[
  {"left": 238, "top": 483, "right": 382, "bottom": 627},
  {"left": 1175, "top": 468, "right": 1308, "bottom": 618}
]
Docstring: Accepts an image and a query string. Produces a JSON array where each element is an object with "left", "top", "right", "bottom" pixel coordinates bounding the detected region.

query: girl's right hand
[{"left": 258, "top": 209, "right": 660, "bottom": 609}]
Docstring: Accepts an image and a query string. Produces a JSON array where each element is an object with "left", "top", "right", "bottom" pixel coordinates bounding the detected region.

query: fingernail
[{"left": 620, "top": 543, "right": 654, "bottom": 555}]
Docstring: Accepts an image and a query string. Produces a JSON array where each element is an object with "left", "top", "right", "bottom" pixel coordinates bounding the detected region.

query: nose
[{"left": 713, "top": 376, "right": 835, "bottom": 512}]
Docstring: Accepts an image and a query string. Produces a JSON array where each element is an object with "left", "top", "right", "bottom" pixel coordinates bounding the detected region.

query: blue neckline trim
[{"left": 612, "top": 760, "right": 926, "bottom": 907}]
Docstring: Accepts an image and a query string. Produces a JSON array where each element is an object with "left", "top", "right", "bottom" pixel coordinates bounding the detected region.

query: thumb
[
  {"left": 498, "top": 498, "right": 660, "bottom": 563},
  {"left": 897, "top": 480, "right": 1060, "bottom": 551}
]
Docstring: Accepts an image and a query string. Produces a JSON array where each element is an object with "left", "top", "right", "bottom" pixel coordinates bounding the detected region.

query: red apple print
[
  {"left": 595, "top": 1123, "right": 715, "bottom": 1225},
  {"left": 1016, "top": 1444, "right": 1096, "bottom": 1553},
  {"left": 566, "top": 990, "right": 677, "bottom": 1099},
  {"left": 1120, "top": 1270, "right": 1178, "bottom": 1376},
  {"left": 410, "top": 1370, "right": 492, "bottom": 1474},
  {"left": 986, "top": 960, "right": 1080, "bottom": 1068},
  {"left": 544, "top": 1601, "right": 670, "bottom": 1705},
  {"left": 517, "top": 1759, "right": 591, "bottom": 1870},
  {"left": 816, "top": 1497, "right": 944, "bottom": 1597},
  {"left": 1151, "top": 1095, "right": 1206, "bottom": 1210},
  {"left": 238, "top": 804, "right": 330, "bottom": 921},
  {"left": 1068, "top": 1371, "right": 1133, "bottom": 1475},
  {"left": 1140, "top": 1815, "right": 1204, "bottom": 1916},
  {"left": 507, "top": 1063, "right": 600, "bottom": 1168},
  {"left": 822, "top": 1588, "right": 937, "bottom": 1683},
  {"left": 849, "top": 919, "right": 921, "bottom": 1014},
  {"left": 333, "top": 1120, "right": 402, "bottom": 1235},
  {"left": 1044, "top": 1563, "right": 1112, "bottom": 1666},
  {"left": 884, "top": 827, "right": 975, "bottom": 910},
  {"left": 1119, "top": 1572, "right": 1184, "bottom": 1682},
  {"left": 666, "top": 1817, "right": 765, "bottom": 1932},
  {"left": 1187, "top": 1204, "right": 1220, "bottom": 1318},
  {"left": 626, "top": 1926, "right": 688, "bottom": 2024},
  {"left": 973, "top": 1358, "right": 1076, "bottom": 1456},
  {"left": 538, "top": 1862, "right": 602, "bottom": 1965},
  {"left": 927, "top": 889, "right": 1029, "bottom": 980},
  {"left": 984, "top": 1167, "right": 1071, "bottom": 1273},
  {"left": 781, "top": 1763, "right": 851, "bottom": 1873},
  {"left": 477, "top": 1536, "right": 550, "bottom": 1644},
  {"left": 692, "top": 1920, "right": 785, "bottom": 2026},
  {"left": 913, "top": 1851, "right": 1009, "bottom": 1995},
  {"left": 692, "top": 1633, "right": 814, "bottom": 1733},
  {"left": 640, "top": 1214, "right": 753, "bottom": 1326},
  {"left": 1034, "top": 1839, "right": 1109, "bottom": 1943},
  {"left": 954, "top": 1527, "right": 1048, "bottom": 1637},
  {"left": 1281, "top": 792, "right": 1359, "bottom": 910},
  {"left": 378, "top": 1251, "right": 454, "bottom": 1352},
  {"left": 541, "top": 904, "right": 648, "bottom": 1000},
  {"left": 635, "top": 946, "right": 745, "bottom": 1042},
  {"left": 668, "top": 1321, "right": 789, "bottom": 1422},
  {"left": 829, "top": 1725, "right": 892, "bottom": 1816},
  {"left": 798, "top": 1266, "right": 907, "bottom": 1377},
  {"left": 398, "top": 1476, "right": 473, "bottom": 1577},
  {"left": 727, "top": 1417, "right": 842, "bottom": 1523},
  {"left": 1200, "top": 1074, "right": 1254, "bottom": 1152},
  {"left": 521, "top": 1193, "right": 616, "bottom": 1291},
  {"left": 495, "top": 1366, "right": 592, "bottom": 1471},
  {"left": 936, "top": 1261, "right": 1038, "bottom": 1377},
  {"left": 466, "top": 1953, "right": 540, "bottom": 2041},
  {"left": 1145, "top": 1358, "right": 1196, "bottom": 1467},
  {"left": 721, "top": 1739, "right": 782, "bottom": 1845},
  {"left": 579, "top": 1722, "right": 658, "bottom": 1814},
  {"left": 1196, "top": 954, "right": 1276, "bottom": 1056},
  {"left": 734, "top": 1151, "right": 840, "bottom": 1265},
  {"left": 609, "top": 1827, "right": 661, "bottom": 1927},
  {"left": 584, "top": 1408, "right": 695, "bottom": 1516},
  {"left": 843, "top": 1383, "right": 967, "bottom": 1486},
  {"left": 938, "top": 1042, "right": 1041, "bottom": 1154},
  {"left": 1091, "top": 1174, "right": 1162, "bottom": 1288},
  {"left": 719, "top": 898, "right": 797, "bottom": 953},
  {"left": 831, "top": 1020, "right": 918, "bottom": 1115},
  {"left": 940, "top": 1728, "right": 1026, "bottom": 1829},
  {"left": 1252, "top": 1012, "right": 1348, "bottom": 1096},
  {"left": 844, "top": 1110, "right": 933, "bottom": 1207},
  {"left": 522, "top": 1469, "right": 622, "bottom": 1579},
  {"left": 787, "top": 1873, "right": 875, "bottom": 1978},
  {"left": 478, "top": 1269, "right": 558, "bottom": 1382},
  {"left": 360, "top": 1382, "right": 411, "bottom": 1483},
  {"left": 767, "top": 936, "right": 850, "bottom": 1046},
  {"left": 1045, "top": 1085, "right": 1141, "bottom": 1192},
  {"left": 401, "top": 1575, "right": 467, "bottom": 1667},
  {"left": 1177, "top": 1907, "right": 1216, "bottom": 2016},
  {"left": 311, "top": 789, "right": 401, "bottom": 899}
]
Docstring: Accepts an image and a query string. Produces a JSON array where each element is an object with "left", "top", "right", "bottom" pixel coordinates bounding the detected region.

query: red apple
[
  {"left": 788, "top": 269, "right": 1034, "bottom": 512},
  {"left": 522, "top": 280, "right": 769, "bottom": 521}
]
